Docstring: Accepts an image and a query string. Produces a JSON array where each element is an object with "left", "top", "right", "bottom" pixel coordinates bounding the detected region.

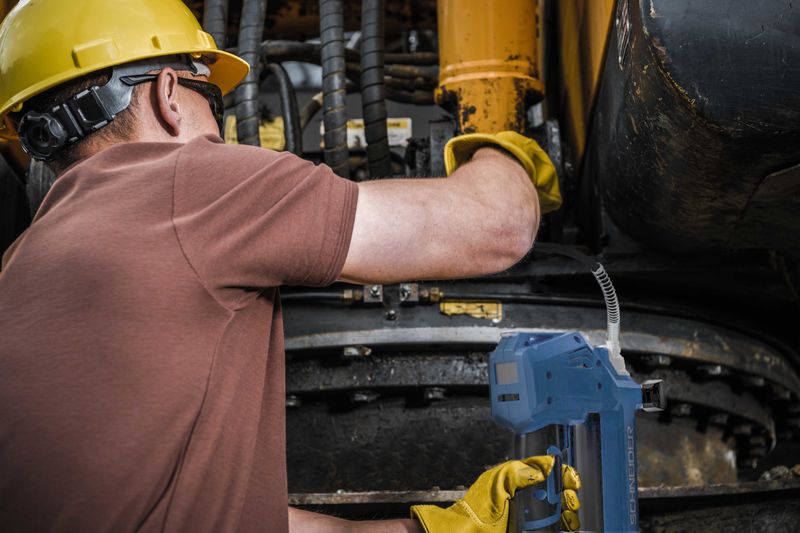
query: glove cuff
[
  {"left": 444, "top": 134, "right": 536, "bottom": 179},
  {"left": 410, "top": 505, "right": 445, "bottom": 533}
]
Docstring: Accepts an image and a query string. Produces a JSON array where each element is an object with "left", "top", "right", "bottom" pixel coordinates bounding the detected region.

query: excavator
[{"left": 1, "top": 1, "right": 798, "bottom": 530}]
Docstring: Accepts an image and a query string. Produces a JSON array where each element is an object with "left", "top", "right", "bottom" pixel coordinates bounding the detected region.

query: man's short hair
[{"left": 11, "top": 68, "right": 141, "bottom": 175}]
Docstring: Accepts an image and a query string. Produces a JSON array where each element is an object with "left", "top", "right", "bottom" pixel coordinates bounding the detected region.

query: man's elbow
[
  {"left": 488, "top": 205, "right": 539, "bottom": 273},
  {"left": 509, "top": 184, "right": 541, "bottom": 259}
]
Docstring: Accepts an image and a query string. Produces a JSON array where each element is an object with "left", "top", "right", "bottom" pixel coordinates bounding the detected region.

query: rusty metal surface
[
  {"left": 288, "top": 478, "right": 800, "bottom": 505},
  {"left": 286, "top": 399, "right": 740, "bottom": 493},
  {"left": 284, "top": 304, "right": 800, "bottom": 400},
  {"left": 637, "top": 417, "right": 737, "bottom": 487},
  {"left": 284, "top": 299, "right": 800, "bottom": 490}
]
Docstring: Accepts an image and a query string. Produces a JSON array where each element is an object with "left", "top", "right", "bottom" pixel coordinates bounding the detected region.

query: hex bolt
[
  {"left": 708, "top": 413, "right": 730, "bottom": 427},
  {"left": 423, "top": 387, "right": 447, "bottom": 402},
  {"left": 363, "top": 284, "right": 384, "bottom": 304},
  {"left": 429, "top": 287, "right": 442, "bottom": 303},
  {"left": 286, "top": 395, "right": 302, "bottom": 408},
  {"left": 742, "top": 375, "right": 766, "bottom": 388},
  {"left": 385, "top": 309, "right": 398, "bottom": 321},
  {"left": 697, "top": 364, "right": 729, "bottom": 378},
  {"left": 639, "top": 354, "right": 672, "bottom": 368},
  {"left": 769, "top": 385, "right": 791, "bottom": 401},
  {"left": 733, "top": 423, "right": 754, "bottom": 436},
  {"left": 342, "top": 345, "right": 372, "bottom": 359},
  {"left": 349, "top": 390, "right": 380, "bottom": 404},
  {"left": 670, "top": 403, "right": 692, "bottom": 417}
]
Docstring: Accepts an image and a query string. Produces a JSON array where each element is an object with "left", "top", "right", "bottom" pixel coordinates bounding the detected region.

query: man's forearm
[
  {"left": 340, "top": 145, "right": 540, "bottom": 284},
  {"left": 289, "top": 507, "right": 423, "bottom": 533}
]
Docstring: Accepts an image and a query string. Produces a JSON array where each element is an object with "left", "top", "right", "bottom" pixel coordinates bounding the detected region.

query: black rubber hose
[
  {"left": 261, "top": 40, "right": 360, "bottom": 64},
  {"left": 319, "top": 0, "right": 350, "bottom": 177},
  {"left": 360, "top": 0, "right": 391, "bottom": 177},
  {"left": 263, "top": 63, "right": 302, "bottom": 154},
  {"left": 202, "top": 0, "right": 229, "bottom": 50},
  {"left": 280, "top": 292, "right": 348, "bottom": 303},
  {"left": 299, "top": 80, "right": 358, "bottom": 131},
  {"left": 260, "top": 41, "right": 437, "bottom": 66},
  {"left": 299, "top": 92, "right": 324, "bottom": 131},
  {"left": 384, "top": 51, "right": 438, "bottom": 65},
  {"left": 235, "top": 0, "right": 268, "bottom": 146}
]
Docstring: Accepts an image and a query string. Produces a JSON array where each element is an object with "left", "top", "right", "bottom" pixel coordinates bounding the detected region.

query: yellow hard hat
[{"left": 0, "top": 0, "right": 250, "bottom": 139}]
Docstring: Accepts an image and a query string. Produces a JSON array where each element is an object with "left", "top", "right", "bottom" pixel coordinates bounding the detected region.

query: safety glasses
[{"left": 121, "top": 74, "right": 224, "bottom": 134}]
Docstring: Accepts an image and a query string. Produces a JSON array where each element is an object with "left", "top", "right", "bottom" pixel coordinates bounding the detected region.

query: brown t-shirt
[{"left": 0, "top": 135, "right": 358, "bottom": 532}]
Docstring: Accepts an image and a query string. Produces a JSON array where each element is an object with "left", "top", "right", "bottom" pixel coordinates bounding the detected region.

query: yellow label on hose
[{"left": 440, "top": 302, "right": 502, "bottom": 320}]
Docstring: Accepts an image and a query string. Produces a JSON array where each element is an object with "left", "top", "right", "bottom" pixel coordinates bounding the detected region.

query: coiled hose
[
  {"left": 263, "top": 63, "right": 302, "bottom": 154},
  {"left": 202, "top": 0, "right": 228, "bottom": 50},
  {"left": 360, "top": 0, "right": 391, "bottom": 177},
  {"left": 591, "top": 264, "right": 621, "bottom": 354},
  {"left": 319, "top": 0, "right": 350, "bottom": 177},
  {"left": 535, "top": 243, "right": 626, "bottom": 373},
  {"left": 235, "top": 0, "right": 268, "bottom": 146}
]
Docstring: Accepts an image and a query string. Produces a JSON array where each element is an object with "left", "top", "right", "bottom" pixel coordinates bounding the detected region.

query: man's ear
[{"left": 154, "top": 68, "right": 182, "bottom": 137}]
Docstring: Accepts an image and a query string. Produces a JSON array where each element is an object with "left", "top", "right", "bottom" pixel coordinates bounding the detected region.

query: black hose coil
[
  {"left": 202, "top": 0, "right": 229, "bottom": 50},
  {"left": 235, "top": 0, "right": 268, "bottom": 146},
  {"left": 360, "top": 0, "right": 391, "bottom": 177},
  {"left": 319, "top": 0, "right": 350, "bottom": 177}
]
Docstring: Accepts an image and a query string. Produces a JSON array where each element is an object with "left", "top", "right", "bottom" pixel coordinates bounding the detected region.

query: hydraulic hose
[
  {"left": 263, "top": 63, "right": 302, "bottom": 154},
  {"left": 299, "top": 92, "right": 324, "bottom": 131},
  {"left": 260, "top": 41, "right": 436, "bottom": 66},
  {"left": 360, "top": 0, "right": 391, "bottom": 177},
  {"left": 319, "top": 0, "right": 350, "bottom": 177},
  {"left": 202, "top": 0, "right": 229, "bottom": 50},
  {"left": 235, "top": 0, "right": 268, "bottom": 146}
]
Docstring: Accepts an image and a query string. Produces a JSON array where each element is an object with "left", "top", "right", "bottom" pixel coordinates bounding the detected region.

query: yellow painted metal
[
  {"left": 556, "top": 0, "right": 616, "bottom": 170},
  {"left": 436, "top": 0, "right": 542, "bottom": 134},
  {"left": 440, "top": 301, "right": 503, "bottom": 321}
]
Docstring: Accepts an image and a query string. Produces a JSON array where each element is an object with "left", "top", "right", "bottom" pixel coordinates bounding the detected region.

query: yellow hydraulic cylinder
[{"left": 436, "top": 0, "right": 543, "bottom": 134}]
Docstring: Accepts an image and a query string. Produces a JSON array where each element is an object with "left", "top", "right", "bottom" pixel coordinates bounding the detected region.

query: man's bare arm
[
  {"left": 340, "top": 147, "right": 539, "bottom": 284},
  {"left": 289, "top": 507, "right": 422, "bottom": 532}
]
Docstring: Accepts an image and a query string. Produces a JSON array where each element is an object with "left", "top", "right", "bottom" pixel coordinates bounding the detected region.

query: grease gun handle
[{"left": 522, "top": 446, "right": 563, "bottom": 531}]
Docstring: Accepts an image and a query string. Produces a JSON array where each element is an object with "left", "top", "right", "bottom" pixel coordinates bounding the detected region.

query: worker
[{"left": 0, "top": 1, "right": 577, "bottom": 532}]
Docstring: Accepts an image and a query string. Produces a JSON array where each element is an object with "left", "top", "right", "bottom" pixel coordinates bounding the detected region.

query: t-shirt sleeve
[{"left": 171, "top": 136, "right": 358, "bottom": 305}]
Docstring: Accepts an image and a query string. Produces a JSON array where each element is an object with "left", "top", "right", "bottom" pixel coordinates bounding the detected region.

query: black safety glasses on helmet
[{"left": 18, "top": 57, "right": 224, "bottom": 161}]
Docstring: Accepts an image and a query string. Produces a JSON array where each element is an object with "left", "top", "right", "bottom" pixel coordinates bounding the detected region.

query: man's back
[{"left": 0, "top": 136, "right": 358, "bottom": 532}]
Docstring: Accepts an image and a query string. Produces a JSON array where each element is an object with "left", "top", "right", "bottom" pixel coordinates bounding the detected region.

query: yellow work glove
[
  {"left": 443, "top": 131, "right": 563, "bottom": 214},
  {"left": 411, "top": 456, "right": 582, "bottom": 533}
]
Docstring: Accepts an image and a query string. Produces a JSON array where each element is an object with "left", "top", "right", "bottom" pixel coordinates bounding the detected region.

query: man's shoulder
[
  {"left": 179, "top": 134, "right": 285, "bottom": 167},
  {"left": 175, "top": 135, "right": 314, "bottom": 189}
]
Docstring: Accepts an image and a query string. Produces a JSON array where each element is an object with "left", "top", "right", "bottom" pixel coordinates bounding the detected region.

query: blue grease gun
[{"left": 490, "top": 245, "right": 665, "bottom": 532}]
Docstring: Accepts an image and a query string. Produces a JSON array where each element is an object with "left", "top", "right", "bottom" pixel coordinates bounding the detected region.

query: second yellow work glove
[
  {"left": 443, "top": 131, "right": 563, "bottom": 214},
  {"left": 411, "top": 456, "right": 582, "bottom": 533}
]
